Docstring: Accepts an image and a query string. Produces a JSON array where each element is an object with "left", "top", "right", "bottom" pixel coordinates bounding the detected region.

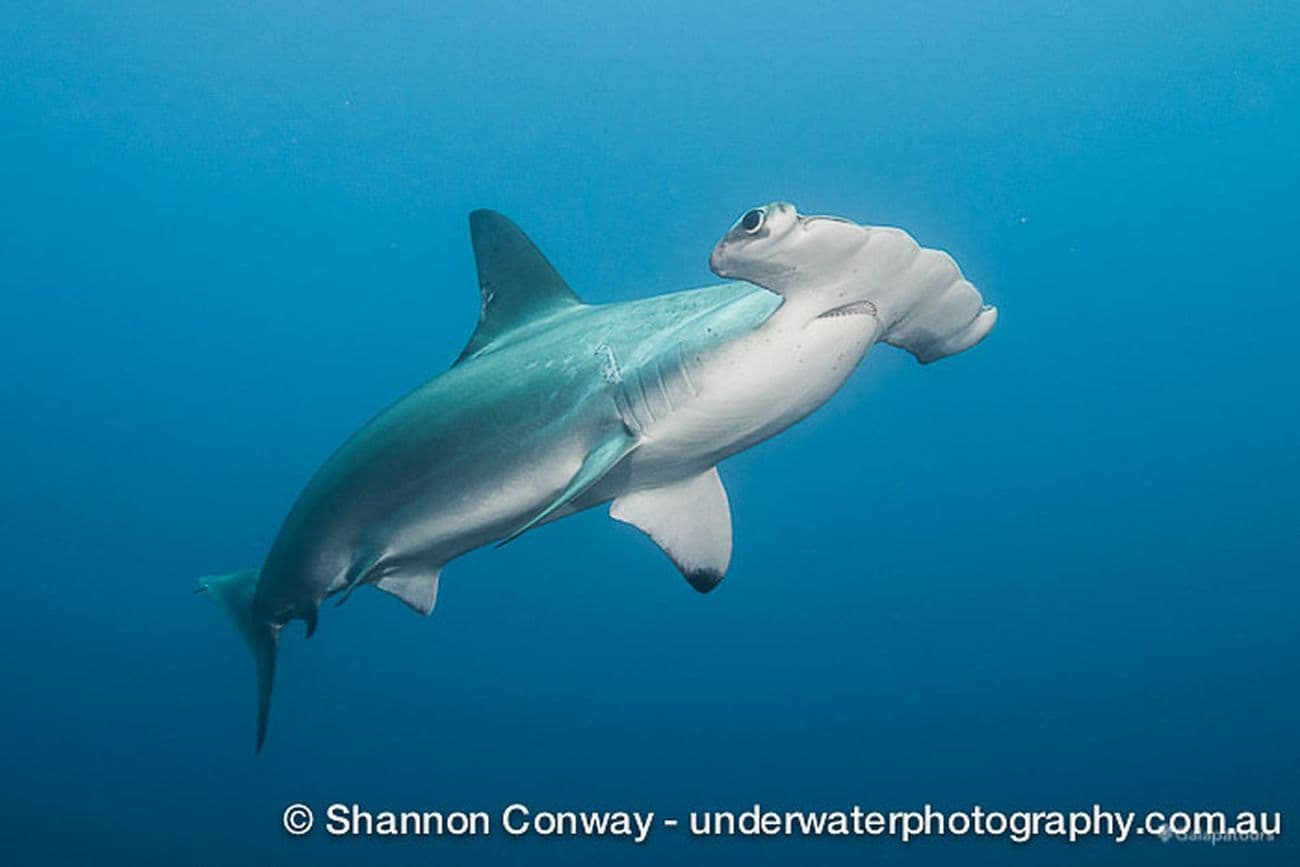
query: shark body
[{"left": 199, "top": 202, "right": 998, "bottom": 751}]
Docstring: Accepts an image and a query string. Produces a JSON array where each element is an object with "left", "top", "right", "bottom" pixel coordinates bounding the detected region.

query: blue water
[{"left": 2, "top": 2, "right": 1297, "bottom": 864}]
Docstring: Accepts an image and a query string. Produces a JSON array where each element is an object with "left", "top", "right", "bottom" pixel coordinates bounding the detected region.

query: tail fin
[{"left": 195, "top": 569, "right": 278, "bottom": 753}]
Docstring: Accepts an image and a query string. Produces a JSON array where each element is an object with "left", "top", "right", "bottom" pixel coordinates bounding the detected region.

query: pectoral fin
[
  {"left": 498, "top": 433, "right": 639, "bottom": 546},
  {"left": 610, "top": 467, "right": 732, "bottom": 593}
]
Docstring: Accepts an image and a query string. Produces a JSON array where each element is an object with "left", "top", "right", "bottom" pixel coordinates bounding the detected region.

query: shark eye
[{"left": 740, "top": 208, "right": 764, "bottom": 234}]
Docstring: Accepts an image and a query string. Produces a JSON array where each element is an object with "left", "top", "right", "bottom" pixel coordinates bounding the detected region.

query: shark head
[
  {"left": 710, "top": 201, "right": 998, "bottom": 362},
  {"left": 709, "top": 202, "right": 867, "bottom": 297}
]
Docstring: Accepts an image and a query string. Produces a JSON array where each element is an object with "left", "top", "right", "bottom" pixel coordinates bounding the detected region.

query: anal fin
[{"left": 610, "top": 467, "right": 732, "bottom": 593}]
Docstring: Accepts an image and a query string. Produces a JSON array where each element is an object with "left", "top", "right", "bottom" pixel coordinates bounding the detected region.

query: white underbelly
[{"left": 624, "top": 311, "right": 881, "bottom": 486}]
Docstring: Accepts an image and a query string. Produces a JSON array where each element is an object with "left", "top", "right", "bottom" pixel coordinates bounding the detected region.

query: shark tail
[{"left": 195, "top": 569, "right": 278, "bottom": 753}]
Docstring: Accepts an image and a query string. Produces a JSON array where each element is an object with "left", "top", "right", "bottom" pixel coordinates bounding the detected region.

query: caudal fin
[{"left": 195, "top": 569, "right": 279, "bottom": 753}]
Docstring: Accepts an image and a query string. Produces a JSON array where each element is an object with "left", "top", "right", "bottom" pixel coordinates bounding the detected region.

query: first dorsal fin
[{"left": 457, "top": 210, "right": 583, "bottom": 364}]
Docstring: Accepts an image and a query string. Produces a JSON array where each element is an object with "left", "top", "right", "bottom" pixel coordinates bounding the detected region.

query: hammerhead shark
[{"left": 198, "top": 202, "right": 998, "bottom": 751}]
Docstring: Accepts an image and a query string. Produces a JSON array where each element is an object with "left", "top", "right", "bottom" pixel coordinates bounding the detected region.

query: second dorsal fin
[{"left": 456, "top": 210, "right": 583, "bottom": 364}]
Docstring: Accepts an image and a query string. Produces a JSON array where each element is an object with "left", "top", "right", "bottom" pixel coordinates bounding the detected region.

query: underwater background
[{"left": 2, "top": 1, "right": 1297, "bottom": 864}]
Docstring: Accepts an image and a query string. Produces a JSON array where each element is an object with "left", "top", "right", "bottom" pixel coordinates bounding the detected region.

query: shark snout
[{"left": 708, "top": 244, "right": 727, "bottom": 276}]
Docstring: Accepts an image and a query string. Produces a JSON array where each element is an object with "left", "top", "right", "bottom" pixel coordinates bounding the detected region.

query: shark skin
[{"left": 197, "top": 203, "right": 997, "bottom": 751}]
